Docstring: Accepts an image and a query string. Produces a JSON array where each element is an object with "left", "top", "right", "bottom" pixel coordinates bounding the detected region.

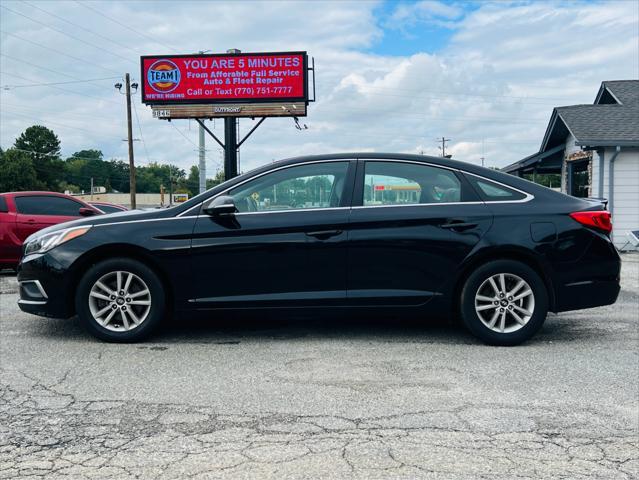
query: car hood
[{"left": 29, "top": 208, "right": 173, "bottom": 239}]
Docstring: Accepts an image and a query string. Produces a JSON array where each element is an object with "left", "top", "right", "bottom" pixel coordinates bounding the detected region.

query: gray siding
[{"left": 592, "top": 148, "right": 639, "bottom": 247}]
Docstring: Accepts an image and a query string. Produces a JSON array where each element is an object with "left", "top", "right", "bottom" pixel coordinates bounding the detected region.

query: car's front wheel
[
  {"left": 75, "top": 257, "right": 165, "bottom": 342},
  {"left": 460, "top": 260, "right": 548, "bottom": 346}
]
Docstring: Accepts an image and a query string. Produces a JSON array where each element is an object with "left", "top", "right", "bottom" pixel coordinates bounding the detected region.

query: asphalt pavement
[{"left": 1, "top": 255, "right": 638, "bottom": 479}]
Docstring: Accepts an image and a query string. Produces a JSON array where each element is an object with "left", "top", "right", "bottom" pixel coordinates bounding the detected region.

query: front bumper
[{"left": 17, "top": 251, "right": 76, "bottom": 318}]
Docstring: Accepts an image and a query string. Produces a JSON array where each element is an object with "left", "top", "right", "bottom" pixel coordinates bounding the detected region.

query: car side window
[
  {"left": 363, "top": 161, "right": 464, "bottom": 206},
  {"left": 465, "top": 175, "right": 527, "bottom": 202},
  {"left": 15, "top": 196, "right": 83, "bottom": 216},
  {"left": 0, "top": 196, "right": 7, "bottom": 213},
  {"left": 94, "top": 205, "right": 120, "bottom": 214},
  {"left": 229, "top": 162, "right": 350, "bottom": 213}
]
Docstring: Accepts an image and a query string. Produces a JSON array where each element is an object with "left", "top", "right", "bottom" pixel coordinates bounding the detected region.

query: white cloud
[
  {"left": 0, "top": 0, "right": 637, "bottom": 177},
  {"left": 386, "top": 1, "right": 464, "bottom": 30}
]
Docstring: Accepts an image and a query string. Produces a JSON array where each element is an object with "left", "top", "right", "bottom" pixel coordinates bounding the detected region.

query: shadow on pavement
[{"left": 18, "top": 307, "right": 614, "bottom": 347}]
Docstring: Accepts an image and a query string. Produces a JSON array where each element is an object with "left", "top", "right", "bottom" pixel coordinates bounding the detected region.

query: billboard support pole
[
  {"left": 237, "top": 117, "right": 266, "bottom": 148},
  {"left": 196, "top": 117, "right": 266, "bottom": 181},
  {"left": 195, "top": 119, "right": 224, "bottom": 149},
  {"left": 224, "top": 117, "right": 238, "bottom": 181},
  {"left": 198, "top": 121, "right": 206, "bottom": 194}
]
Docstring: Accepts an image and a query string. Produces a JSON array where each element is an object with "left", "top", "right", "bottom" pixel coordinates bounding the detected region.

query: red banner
[{"left": 141, "top": 52, "right": 307, "bottom": 105}]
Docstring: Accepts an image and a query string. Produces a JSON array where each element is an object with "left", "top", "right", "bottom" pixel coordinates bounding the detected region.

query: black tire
[
  {"left": 460, "top": 260, "right": 548, "bottom": 346},
  {"left": 75, "top": 257, "right": 165, "bottom": 342}
]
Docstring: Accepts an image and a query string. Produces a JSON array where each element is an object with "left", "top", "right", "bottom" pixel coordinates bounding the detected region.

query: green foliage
[
  {"left": 0, "top": 149, "right": 44, "bottom": 192},
  {"left": 3, "top": 125, "right": 214, "bottom": 197},
  {"left": 523, "top": 173, "right": 561, "bottom": 189},
  {"left": 13, "top": 125, "right": 62, "bottom": 190}
]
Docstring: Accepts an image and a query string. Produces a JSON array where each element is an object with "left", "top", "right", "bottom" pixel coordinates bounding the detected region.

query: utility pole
[
  {"left": 481, "top": 138, "right": 485, "bottom": 167},
  {"left": 90, "top": 177, "right": 94, "bottom": 201},
  {"left": 196, "top": 50, "right": 211, "bottom": 194},
  {"left": 169, "top": 172, "right": 173, "bottom": 206},
  {"left": 437, "top": 137, "right": 451, "bottom": 158},
  {"left": 124, "top": 73, "right": 137, "bottom": 209}
]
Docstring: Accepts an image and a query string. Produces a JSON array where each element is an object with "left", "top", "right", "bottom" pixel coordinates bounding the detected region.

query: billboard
[{"left": 141, "top": 51, "right": 308, "bottom": 106}]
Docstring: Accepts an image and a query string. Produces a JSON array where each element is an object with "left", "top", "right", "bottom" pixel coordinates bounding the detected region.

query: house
[{"left": 503, "top": 80, "right": 639, "bottom": 249}]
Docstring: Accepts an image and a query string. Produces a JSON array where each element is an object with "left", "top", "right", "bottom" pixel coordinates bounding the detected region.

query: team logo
[{"left": 147, "top": 59, "right": 181, "bottom": 93}]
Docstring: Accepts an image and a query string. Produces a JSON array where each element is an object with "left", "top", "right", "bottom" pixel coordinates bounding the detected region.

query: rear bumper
[
  {"left": 555, "top": 279, "right": 620, "bottom": 312},
  {"left": 552, "top": 232, "right": 621, "bottom": 312}
]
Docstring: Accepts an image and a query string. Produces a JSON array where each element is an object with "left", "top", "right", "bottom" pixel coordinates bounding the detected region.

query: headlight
[{"left": 24, "top": 226, "right": 92, "bottom": 256}]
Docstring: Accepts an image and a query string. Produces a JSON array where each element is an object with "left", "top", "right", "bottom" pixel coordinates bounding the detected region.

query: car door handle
[
  {"left": 440, "top": 220, "right": 478, "bottom": 231},
  {"left": 306, "top": 229, "right": 343, "bottom": 240}
]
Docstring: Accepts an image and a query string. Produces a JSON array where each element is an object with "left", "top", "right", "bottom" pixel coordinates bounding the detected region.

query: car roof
[
  {"left": 0, "top": 191, "right": 80, "bottom": 197},
  {"left": 0, "top": 191, "right": 99, "bottom": 208},
  {"left": 266, "top": 152, "right": 500, "bottom": 177}
]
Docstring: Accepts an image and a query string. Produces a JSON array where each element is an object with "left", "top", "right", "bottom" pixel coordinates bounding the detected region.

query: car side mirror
[
  {"left": 203, "top": 195, "right": 237, "bottom": 216},
  {"left": 79, "top": 207, "right": 97, "bottom": 217}
]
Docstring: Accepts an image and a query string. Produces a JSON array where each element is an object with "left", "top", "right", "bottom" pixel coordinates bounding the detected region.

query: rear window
[
  {"left": 15, "top": 195, "right": 83, "bottom": 216},
  {"left": 466, "top": 175, "right": 527, "bottom": 202},
  {"left": 0, "top": 196, "right": 7, "bottom": 213}
]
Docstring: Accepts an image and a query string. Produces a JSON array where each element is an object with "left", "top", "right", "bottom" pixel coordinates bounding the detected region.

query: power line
[
  {"left": 7, "top": 149, "right": 186, "bottom": 177},
  {"left": 1, "top": 75, "right": 121, "bottom": 89},
  {"left": 20, "top": 0, "right": 147, "bottom": 56},
  {"left": 343, "top": 84, "right": 570, "bottom": 104},
  {"left": 1, "top": 53, "right": 85, "bottom": 81},
  {"left": 315, "top": 103, "right": 541, "bottom": 124},
  {"left": 0, "top": 53, "right": 121, "bottom": 92},
  {"left": 9, "top": 147, "right": 122, "bottom": 161},
  {"left": 0, "top": 102, "right": 115, "bottom": 120},
  {"left": 74, "top": 0, "right": 180, "bottom": 53},
  {"left": 169, "top": 122, "right": 199, "bottom": 148},
  {"left": 0, "top": 5, "right": 137, "bottom": 66},
  {"left": 0, "top": 30, "right": 122, "bottom": 75},
  {"left": 131, "top": 99, "right": 150, "bottom": 165},
  {"left": 0, "top": 108, "right": 128, "bottom": 140},
  {"left": 0, "top": 70, "right": 123, "bottom": 106}
]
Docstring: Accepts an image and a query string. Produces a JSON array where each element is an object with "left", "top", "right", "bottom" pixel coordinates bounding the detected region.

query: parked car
[
  {"left": 16, "top": 154, "right": 620, "bottom": 345},
  {"left": 89, "top": 202, "right": 128, "bottom": 214},
  {"left": 1, "top": 191, "right": 102, "bottom": 270}
]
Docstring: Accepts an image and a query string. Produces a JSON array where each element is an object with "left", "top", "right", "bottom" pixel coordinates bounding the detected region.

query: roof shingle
[
  {"left": 601, "top": 80, "right": 639, "bottom": 105},
  {"left": 556, "top": 103, "right": 639, "bottom": 145}
]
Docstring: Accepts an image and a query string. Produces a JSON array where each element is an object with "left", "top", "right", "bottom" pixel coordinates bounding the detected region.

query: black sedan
[{"left": 17, "top": 153, "right": 620, "bottom": 345}]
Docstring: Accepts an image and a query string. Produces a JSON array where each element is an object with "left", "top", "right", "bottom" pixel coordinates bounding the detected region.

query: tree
[
  {"left": 108, "top": 159, "right": 131, "bottom": 193},
  {"left": 184, "top": 165, "right": 200, "bottom": 196},
  {"left": 14, "top": 125, "right": 62, "bottom": 190},
  {"left": 206, "top": 169, "right": 225, "bottom": 189},
  {"left": 0, "top": 149, "right": 43, "bottom": 192}
]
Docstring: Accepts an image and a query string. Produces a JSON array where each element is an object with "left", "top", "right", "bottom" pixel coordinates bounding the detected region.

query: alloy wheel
[
  {"left": 474, "top": 273, "right": 535, "bottom": 333},
  {"left": 88, "top": 271, "right": 152, "bottom": 332}
]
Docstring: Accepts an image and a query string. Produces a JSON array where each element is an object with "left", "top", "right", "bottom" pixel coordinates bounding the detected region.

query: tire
[
  {"left": 460, "top": 260, "right": 548, "bottom": 346},
  {"left": 75, "top": 257, "right": 165, "bottom": 342}
]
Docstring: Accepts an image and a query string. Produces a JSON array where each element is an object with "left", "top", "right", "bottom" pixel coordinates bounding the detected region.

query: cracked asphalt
[{"left": 1, "top": 255, "right": 638, "bottom": 479}]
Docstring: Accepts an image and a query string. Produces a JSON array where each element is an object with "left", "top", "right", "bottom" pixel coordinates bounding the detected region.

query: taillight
[{"left": 569, "top": 211, "right": 612, "bottom": 233}]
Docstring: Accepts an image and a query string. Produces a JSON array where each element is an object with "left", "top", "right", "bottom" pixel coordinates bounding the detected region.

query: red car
[{"left": 0, "top": 191, "right": 102, "bottom": 269}]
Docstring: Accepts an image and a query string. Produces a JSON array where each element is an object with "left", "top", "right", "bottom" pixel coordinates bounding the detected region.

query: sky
[{"left": 1, "top": 0, "right": 638, "bottom": 177}]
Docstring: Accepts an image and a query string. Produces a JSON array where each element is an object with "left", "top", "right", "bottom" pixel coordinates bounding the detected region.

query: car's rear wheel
[
  {"left": 460, "top": 260, "right": 548, "bottom": 346},
  {"left": 75, "top": 258, "right": 165, "bottom": 342}
]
